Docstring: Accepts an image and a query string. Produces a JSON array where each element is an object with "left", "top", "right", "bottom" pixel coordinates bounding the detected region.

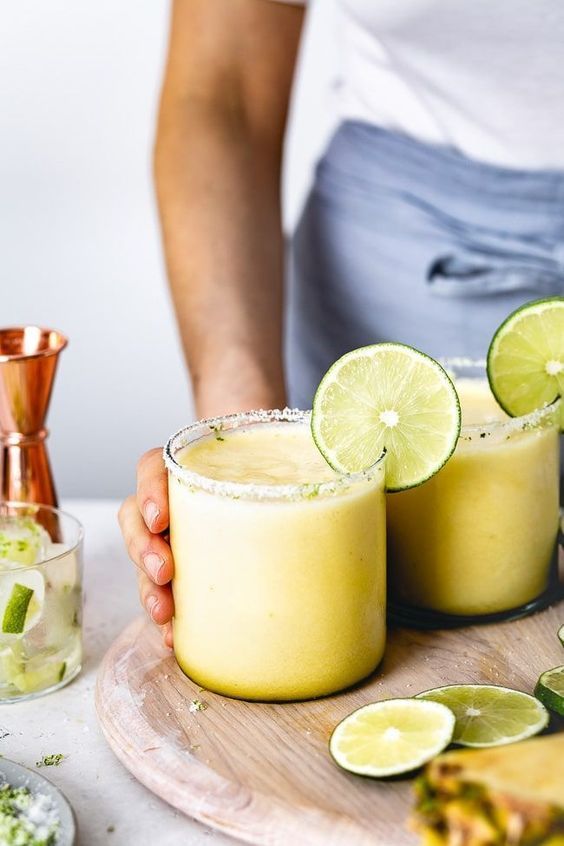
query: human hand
[{"left": 118, "top": 448, "right": 174, "bottom": 647}]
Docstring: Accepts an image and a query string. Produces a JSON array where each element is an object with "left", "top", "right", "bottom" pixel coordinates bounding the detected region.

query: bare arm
[
  {"left": 155, "top": 0, "right": 304, "bottom": 417},
  {"left": 118, "top": 0, "right": 304, "bottom": 645}
]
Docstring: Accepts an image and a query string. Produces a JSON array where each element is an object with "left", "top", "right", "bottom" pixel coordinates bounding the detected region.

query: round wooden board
[{"left": 96, "top": 605, "right": 564, "bottom": 846}]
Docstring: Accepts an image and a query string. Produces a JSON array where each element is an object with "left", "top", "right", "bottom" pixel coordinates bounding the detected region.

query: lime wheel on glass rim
[
  {"left": 487, "top": 297, "right": 564, "bottom": 429},
  {"left": 311, "top": 343, "right": 461, "bottom": 491}
]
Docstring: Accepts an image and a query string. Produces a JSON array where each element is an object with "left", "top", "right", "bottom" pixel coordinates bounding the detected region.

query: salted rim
[
  {"left": 440, "top": 358, "right": 561, "bottom": 441},
  {"left": 164, "top": 408, "right": 386, "bottom": 501},
  {"left": 0, "top": 501, "right": 83, "bottom": 573}
]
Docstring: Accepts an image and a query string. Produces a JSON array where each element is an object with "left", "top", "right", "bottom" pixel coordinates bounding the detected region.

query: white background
[{"left": 0, "top": 0, "right": 338, "bottom": 498}]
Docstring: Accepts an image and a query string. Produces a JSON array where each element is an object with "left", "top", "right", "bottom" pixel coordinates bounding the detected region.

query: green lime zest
[
  {"left": 0, "top": 782, "right": 59, "bottom": 845},
  {"left": 36, "top": 753, "right": 65, "bottom": 768}
]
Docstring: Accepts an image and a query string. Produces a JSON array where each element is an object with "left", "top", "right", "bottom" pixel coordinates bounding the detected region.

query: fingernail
[
  {"left": 144, "top": 501, "right": 160, "bottom": 530},
  {"left": 144, "top": 552, "right": 165, "bottom": 582},
  {"left": 146, "top": 595, "right": 159, "bottom": 620}
]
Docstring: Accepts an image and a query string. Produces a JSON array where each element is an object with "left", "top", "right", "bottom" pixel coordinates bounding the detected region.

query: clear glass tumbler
[
  {"left": 0, "top": 502, "right": 83, "bottom": 702},
  {"left": 165, "top": 409, "right": 387, "bottom": 701},
  {"left": 387, "top": 360, "right": 561, "bottom": 627}
]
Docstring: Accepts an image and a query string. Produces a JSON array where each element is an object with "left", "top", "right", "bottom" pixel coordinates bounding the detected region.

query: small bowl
[{"left": 0, "top": 757, "right": 77, "bottom": 844}]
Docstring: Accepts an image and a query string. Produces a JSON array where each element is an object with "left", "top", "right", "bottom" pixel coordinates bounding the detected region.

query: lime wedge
[
  {"left": 487, "top": 297, "right": 564, "bottom": 429},
  {"left": 329, "top": 698, "right": 455, "bottom": 777},
  {"left": 535, "top": 666, "right": 564, "bottom": 716},
  {"left": 2, "top": 584, "right": 34, "bottom": 634},
  {"left": 559, "top": 625, "right": 564, "bottom": 648},
  {"left": 0, "top": 571, "right": 45, "bottom": 636},
  {"left": 0, "top": 644, "right": 67, "bottom": 694},
  {"left": 311, "top": 343, "right": 461, "bottom": 491},
  {"left": 416, "top": 684, "right": 549, "bottom": 748},
  {"left": 13, "top": 660, "right": 66, "bottom": 694},
  {"left": 0, "top": 643, "right": 25, "bottom": 684}
]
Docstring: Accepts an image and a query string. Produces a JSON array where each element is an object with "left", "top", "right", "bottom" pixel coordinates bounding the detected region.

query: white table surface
[{"left": 1, "top": 499, "right": 238, "bottom": 846}]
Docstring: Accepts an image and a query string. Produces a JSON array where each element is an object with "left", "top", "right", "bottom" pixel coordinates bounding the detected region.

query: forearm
[{"left": 155, "top": 100, "right": 287, "bottom": 418}]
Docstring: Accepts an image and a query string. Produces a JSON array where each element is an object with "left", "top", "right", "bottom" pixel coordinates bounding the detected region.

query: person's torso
[{"left": 333, "top": 0, "right": 564, "bottom": 169}]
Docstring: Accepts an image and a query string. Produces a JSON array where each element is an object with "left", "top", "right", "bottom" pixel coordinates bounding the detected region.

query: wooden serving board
[{"left": 96, "top": 606, "right": 564, "bottom": 846}]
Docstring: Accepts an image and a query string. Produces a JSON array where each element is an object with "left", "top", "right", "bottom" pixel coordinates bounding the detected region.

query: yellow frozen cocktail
[
  {"left": 388, "top": 362, "right": 560, "bottom": 619},
  {"left": 165, "top": 409, "right": 386, "bottom": 701}
]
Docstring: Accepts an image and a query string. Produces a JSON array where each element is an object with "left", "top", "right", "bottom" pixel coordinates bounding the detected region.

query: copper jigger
[{"left": 0, "top": 326, "right": 68, "bottom": 508}]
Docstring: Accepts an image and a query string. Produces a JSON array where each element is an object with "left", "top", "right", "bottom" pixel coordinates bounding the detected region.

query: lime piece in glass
[
  {"left": 329, "top": 698, "right": 455, "bottom": 777},
  {"left": 416, "top": 684, "right": 549, "bottom": 748},
  {"left": 0, "top": 537, "right": 37, "bottom": 566},
  {"left": 535, "top": 666, "right": 564, "bottom": 716},
  {"left": 487, "top": 297, "right": 564, "bottom": 429},
  {"left": 0, "top": 571, "right": 45, "bottom": 636},
  {"left": 311, "top": 343, "right": 461, "bottom": 491},
  {"left": 559, "top": 625, "right": 564, "bottom": 648},
  {"left": 0, "top": 515, "right": 51, "bottom": 567},
  {"left": 13, "top": 660, "right": 66, "bottom": 694},
  {"left": 2, "top": 584, "right": 34, "bottom": 634},
  {"left": 0, "top": 643, "right": 25, "bottom": 685}
]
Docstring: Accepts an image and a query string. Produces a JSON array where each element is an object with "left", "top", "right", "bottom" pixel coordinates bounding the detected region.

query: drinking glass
[
  {"left": 165, "top": 409, "right": 387, "bottom": 701},
  {"left": 0, "top": 502, "right": 83, "bottom": 702},
  {"left": 388, "top": 360, "right": 561, "bottom": 627}
]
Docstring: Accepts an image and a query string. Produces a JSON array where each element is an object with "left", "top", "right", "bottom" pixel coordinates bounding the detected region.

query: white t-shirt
[{"left": 273, "top": 0, "right": 564, "bottom": 170}]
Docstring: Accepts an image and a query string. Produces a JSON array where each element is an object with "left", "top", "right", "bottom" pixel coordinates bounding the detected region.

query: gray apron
[{"left": 286, "top": 121, "right": 564, "bottom": 408}]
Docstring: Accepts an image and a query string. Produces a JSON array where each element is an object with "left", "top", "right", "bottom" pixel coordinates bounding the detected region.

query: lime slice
[
  {"left": 487, "top": 297, "right": 564, "bottom": 429},
  {"left": 559, "top": 625, "right": 564, "bottom": 648},
  {"left": 329, "top": 698, "right": 455, "bottom": 777},
  {"left": 13, "top": 660, "right": 66, "bottom": 694},
  {"left": 311, "top": 343, "right": 461, "bottom": 491},
  {"left": 416, "top": 684, "right": 549, "bottom": 748},
  {"left": 535, "top": 666, "right": 564, "bottom": 716}
]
